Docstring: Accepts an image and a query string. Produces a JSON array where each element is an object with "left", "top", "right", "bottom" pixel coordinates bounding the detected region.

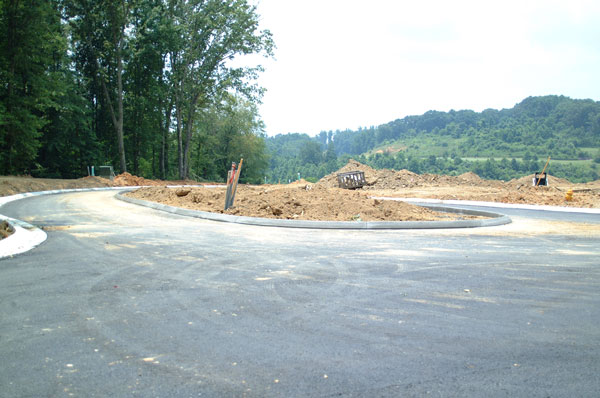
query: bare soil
[
  {"left": 0, "top": 175, "right": 116, "bottom": 196},
  {"left": 0, "top": 220, "right": 14, "bottom": 239},
  {"left": 1, "top": 160, "right": 599, "bottom": 225},
  {"left": 0, "top": 173, "right": 199, "bottom": 196},
  {"left": 128, "top": 184, "right": 471, "bottom": 222},
  {"left": 318, "top": 160, "right": 600, "bottom": 208}
]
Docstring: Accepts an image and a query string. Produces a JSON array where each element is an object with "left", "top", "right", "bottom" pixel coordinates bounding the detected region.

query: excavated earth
[
  {"left": 0, "top": 220, "right": 14, "bottom": 239},
  {"left": 125, "top": 160, "right": 600, "bottom": 221},
  {"left": 127, "top": 184, "right": 475, "bottom": 222},
  {"left": 319, "top": 160, "right": 600, "bottom": 208},
  {"left": 1, "top": 160, "right": 599, "bottom": 226}
]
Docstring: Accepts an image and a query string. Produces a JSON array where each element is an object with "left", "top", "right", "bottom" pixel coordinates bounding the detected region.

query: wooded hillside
[{"left": 267, "top": 96, "right": 600, "bottom": 183}]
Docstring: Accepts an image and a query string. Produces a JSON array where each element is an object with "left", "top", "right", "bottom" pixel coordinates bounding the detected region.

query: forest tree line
[{"left": 0, "top": 0, "right": 273, "bottom": 183}]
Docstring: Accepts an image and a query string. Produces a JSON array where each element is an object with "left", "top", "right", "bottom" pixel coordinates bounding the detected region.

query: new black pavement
[{"left": 1, "top": 191, "right": 599, "bottom": 397}]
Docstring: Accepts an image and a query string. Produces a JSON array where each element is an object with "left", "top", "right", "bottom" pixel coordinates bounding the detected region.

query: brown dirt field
[
  {"left": 112, "top": 172, "right": 200, "bottom": 187},
  {"left": 127, "top": 185, "right": 478, "bottom": 222},
  {"left": 0, "top": 220, "right": 14, "bottom": 239},
  {"left": 0, "top": 173, "right": 200, "bottom": 196},
  {"left": 317, "top": 160, "right": 600, "bottom": 208},
  {"left": 2, "top": 160, "right": 599, "bottom": 225},
  {"left": 0, "top": 175, "right": 117, "bottom": 196}
]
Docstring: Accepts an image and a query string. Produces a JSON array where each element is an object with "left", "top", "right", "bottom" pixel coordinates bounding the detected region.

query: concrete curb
[
  {"left": 116, "top": 193, "right": 512, "bottom": 230},
  {"left": 382, "top": 197, "right": 600, "bottom": 214}
]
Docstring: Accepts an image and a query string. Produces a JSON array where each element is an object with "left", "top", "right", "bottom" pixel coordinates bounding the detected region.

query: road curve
[{"left": 1, "top": 191, "right": 599, "bottom": 397}]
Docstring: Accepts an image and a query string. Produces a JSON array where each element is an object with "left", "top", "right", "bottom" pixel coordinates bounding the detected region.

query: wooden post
[
  {"left": 224, "top": 162, "right": 237, "bottom": 210},
  {"left": 228, "top": 158, "right": 243, "bottom": 209}
]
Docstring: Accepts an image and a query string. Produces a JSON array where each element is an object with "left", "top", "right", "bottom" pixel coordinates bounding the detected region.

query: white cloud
[{"left": 248, "top": 0, "right": 600, "bottom": 135}]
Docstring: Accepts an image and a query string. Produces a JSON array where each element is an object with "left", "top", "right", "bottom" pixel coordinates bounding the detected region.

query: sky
[{"left": 245, "top": 0, "right": 600, "bottom": 136}]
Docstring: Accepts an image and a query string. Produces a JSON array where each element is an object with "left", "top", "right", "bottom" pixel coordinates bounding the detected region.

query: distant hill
[
  {"left": 333, "top": 95, "right": 599, "bottom": 158},
  {"left": 266, "top": 96, "right": 600, "bottom": 183}
]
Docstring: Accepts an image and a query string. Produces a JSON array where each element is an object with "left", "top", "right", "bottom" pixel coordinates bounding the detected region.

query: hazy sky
[{"left": 248, "top": 0, "right": 600, "bottom": 136}]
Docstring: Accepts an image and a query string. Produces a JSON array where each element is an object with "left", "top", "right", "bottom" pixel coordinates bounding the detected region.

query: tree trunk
[
  {"left": 160, "top": 118, "right": 167, "bottom": 180},
  {"left": 175, "top": 93, "right": 184, "bottom": 179},
  {"left": 98, "top": 52, "right": 126, "bottom": 173},
  {"left": 182, "top": 121, "right": 193, "bottom": 180},
  {"left": 116, "top": 42, "right": 126, "bottom": 173},
  {"left": 181, "top": 93, "right": 201, "bottom": 180},
  {"left": 160, "top": 99, "right": 173, "bottom": 180}
]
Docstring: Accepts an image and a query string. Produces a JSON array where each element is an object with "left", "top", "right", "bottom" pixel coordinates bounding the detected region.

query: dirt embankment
[
  {"left": 316, "top": 160, "right": 600, "bottom": 208},
  {"left": 128, "top": 184, "right": 476, "bottom": 222},
  {"left": 112, "top": 172, "right": 200, "bottom": 187},
  {"left": 124, "top": 160, "right": 599, "bottom": 221},
  {"left": 0, "top": 175, "right": 116, "bottom": 196},
  {"left": 0, "top": 173, "right": 200, "bottom": 196},
  {"left": 2, "top": 160, "right": 599, "bottom": 225}
]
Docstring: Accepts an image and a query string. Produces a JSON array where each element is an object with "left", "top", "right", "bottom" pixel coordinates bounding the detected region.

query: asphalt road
[{"left": 1, "top": 191, "right": 599, "bottom": 397}]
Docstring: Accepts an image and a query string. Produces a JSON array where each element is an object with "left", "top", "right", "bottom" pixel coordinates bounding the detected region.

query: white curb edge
[{"left": 377, "top": 197, "right": 600, "bottom": 214}]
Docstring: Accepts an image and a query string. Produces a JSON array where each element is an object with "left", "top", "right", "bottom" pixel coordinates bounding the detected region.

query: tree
[
  {"left": 64, "top": 0, "right": 134, "bottom": 173},
  {"left": 193, "top": 94, "right": 268, "bottom": 183},
  {"left": 124, "top": 0, "right": 173, "bottom": 176},
  {"left": 317, "top": 131, "right": 327, "bottom": 148},
  {"left": 167, "top": 0, "right": 273, "bottom": 179},
  {"left": 0, "top": 0, "right": 64, "bottom": 174},
  {"left": 299, "top": 141, "right": 322, "bottom": 165},
  {"left": 37, "top": 64, "right": 98, "bottom": 178},
  {"left": 324, "top": 141, "right": 337, "bottom": 163}
]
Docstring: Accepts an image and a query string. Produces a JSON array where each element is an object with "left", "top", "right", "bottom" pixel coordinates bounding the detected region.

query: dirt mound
[
  {"left": 318, "top": 160, "right": 497, "bottom": 190},
  {"left": 113, "top": 172, "right": 165, "bottom": 186},
  {"left": 316, "top": 159, "right": 379, "bottom": 188},
  {"left": 286, "top": 178, "right": 313, "bottom": 188},
  {"left": 0, "top": 175, "right": 115, "bottom": 196},
  {"left": 313, "top": 160, "right": 599, "bottom": 208},
  {"left": 112, "top": 172, "right": 207, "bottom": 187},
  {"left": 457, "top": 172, "right": 483, "bottom": 184},
  {"left": 581, "top": 179, "right": 600, "bottom": 189},
  {"left": 317, "top": 160, "right": 424, "bottom": 190},
  {"left": 127, "top": 185, "right": 480, "bottom": 222},
  {"left": 508, "top": 173, "right": 574, "bottom": 188}
]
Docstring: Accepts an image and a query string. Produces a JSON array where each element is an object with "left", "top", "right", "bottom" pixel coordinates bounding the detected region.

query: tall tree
[
  {"left": 37, "top": 41, "right": 98, "bottom": 178},
  {"left": 65, "top": 0, "right": 133, "bottom": 173},
  {"left": 0, "top": 0, "right": 64, "bottom": 174},
  {"left": 194, "top": 94, "right": 268, "bottom": 183},
  {"left": 124, "top": 0, "right": 170, "bottom": 176},
  {"left": 167, "top": 0, "right": 273, "bottom": 179}
]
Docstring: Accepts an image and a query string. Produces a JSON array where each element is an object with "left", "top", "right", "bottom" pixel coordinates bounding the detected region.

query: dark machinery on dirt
[
  {"left": 337, "top": 171, "right": 366, "bottom": 189},
  {"left": 533, "top": 172, "right": 548, "bottom": 186}
]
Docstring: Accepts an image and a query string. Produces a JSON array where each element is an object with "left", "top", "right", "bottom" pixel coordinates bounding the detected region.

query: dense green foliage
[
  {"left": 2, "top": 2, "right": 598, "bottom": 186},
  {"left": 266, "top": 96, "right": 600, "bottom": 183},
  {"left": 0, "top": 0, "right": 273, "bottom": 182},
  {"left": 0, "top": 0, "right": 66, "bottom": 174}
]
